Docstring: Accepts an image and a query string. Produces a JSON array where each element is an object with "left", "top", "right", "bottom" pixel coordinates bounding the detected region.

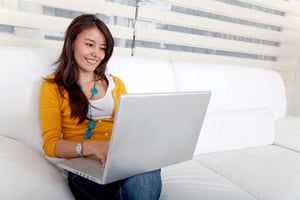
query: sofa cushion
[
  {"left": 195, "top": 145, "right": 300, "bottom": 200},
  {"left": 161, "top": 160, "right": 255, "bottom": 200},
  {"left": 172, "top": 62, "right": 286, "bottom": 119},
  {"left": 194, "top": 108, "right": 275, "bottom": 155},
  {"left": 275, "top": 115, "right": 300, "bottom": 152},
  {"left": 0, "top": 47, "right": 58, "bottom": 152},
  {"left": 108, "top": 56, "right": 176, "bottom": 93},
  {"left": 0, "top": 136, "right": 74, "bottom": 200}
]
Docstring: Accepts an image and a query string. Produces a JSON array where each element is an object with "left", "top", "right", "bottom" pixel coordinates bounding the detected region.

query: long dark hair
[{"left": 53, "top": 14, "right": 114, "bottom": 123}]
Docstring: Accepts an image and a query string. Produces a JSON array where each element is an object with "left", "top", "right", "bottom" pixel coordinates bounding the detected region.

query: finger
[{"left": 99, "top": 157, "right": 105, "bottom": 166}]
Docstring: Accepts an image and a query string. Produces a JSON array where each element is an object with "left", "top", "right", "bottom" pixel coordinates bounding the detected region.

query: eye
[
  {"left": 100, "top": 46, "right": 107, "bottom": 51},
  {"left": 85, "top": 43, "right": 93, "bottom": 47}
]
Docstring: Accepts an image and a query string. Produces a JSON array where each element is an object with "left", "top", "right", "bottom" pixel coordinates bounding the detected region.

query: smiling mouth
[{"left": 86, "top": 58, "right": 98, "bottom": 65}]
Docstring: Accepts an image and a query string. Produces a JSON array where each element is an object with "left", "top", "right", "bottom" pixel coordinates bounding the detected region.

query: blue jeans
[{"left": 68, "top": 169, "right": 162, "bottom": 200}]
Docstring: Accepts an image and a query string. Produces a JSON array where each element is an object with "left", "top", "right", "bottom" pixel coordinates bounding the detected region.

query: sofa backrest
[
  {"left": 0, "top": 47, "right": 58, "bottom": 152},
  {"left": 108, "top": 56, "right": 176, "bottom": 93},
  {"left": 172, "top": 62, "right": 287, "bottom": 119},
  {"left": 170, "top": 62, "right": 287, "bottom": 154},
  {"left": 0, "top": 46, "right": 288, "bottom": 155}
]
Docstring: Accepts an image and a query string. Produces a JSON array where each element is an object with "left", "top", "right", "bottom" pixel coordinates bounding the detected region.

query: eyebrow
[
  {"left": 84, "top": 38, "right": 96, "bottom": 43},
  {"left": 84, "top": 39, "right": 107, "bottom": 47}
]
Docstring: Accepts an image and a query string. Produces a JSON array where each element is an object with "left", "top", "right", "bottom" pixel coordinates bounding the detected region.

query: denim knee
[
  {"left": 117, "top": 169, "right": 162, "bottom": 200},
  {"left": 68, "top": 172, "right": 119, "bottom": 200}
]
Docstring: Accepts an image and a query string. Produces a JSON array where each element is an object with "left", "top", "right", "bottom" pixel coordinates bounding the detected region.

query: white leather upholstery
[
  {"left": 108, "top": 56, "right": 176, "bottom": 93},
  {"left": 172, "top": 62, "right": 287, "bottom": 119},
  {"left": 0, "top": 47, "right": 58, "bottom": 152},
  {"left": 160, "top": 160, "right": 256, "bottom": 200},
  {"left": 275, "top": 115, "right": 300, "bottom": 152},
  {"left": 0, "top": 136, "right": 74, "bottom": 200},
  {"left": 195, "top": 108, "right": 275, "bottom": 155},
  {"left": 196, "top": 145, "right": 300, "bottom": 200}
]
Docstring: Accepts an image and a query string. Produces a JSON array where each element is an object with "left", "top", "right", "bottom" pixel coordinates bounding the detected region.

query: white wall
[{"left": 289, "top": 59, "right": 300, "bottom": 117}]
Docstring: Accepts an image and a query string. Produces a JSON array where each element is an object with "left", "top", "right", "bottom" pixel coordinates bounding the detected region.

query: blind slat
[
  {"left": 0, "top": 9, "right": 133, "bottom": 40},
  {"left": 0, "top": 33, "right": 63, "bottom": 48},
  {"left": 23, "top": 0, "right": 136, "bottom": 19},
  {"left": 0, "top": 34, "right": 132, "bottom": 56},
  {"left": 239, "top": 0, "right": 300, "bottom": 15},
  {"left": 134, "top": 47, "right": 296, "bottom": 72},
  {"left": 0, "top": 9, "right": 69, "bottom": 32},
  {"left": 135, "top": 26, "right": 298, "bottom": 58}
]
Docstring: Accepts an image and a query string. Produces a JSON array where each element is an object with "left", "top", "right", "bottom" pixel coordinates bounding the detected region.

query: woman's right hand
[{"left": 83, "top": 140, "right": 110, "bottom": 165}]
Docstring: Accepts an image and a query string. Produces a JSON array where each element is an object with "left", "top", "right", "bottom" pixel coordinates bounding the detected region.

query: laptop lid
[
  {"left": 58, "top": 91, "right": 211, "bottom": 185},
  {"left": 102, "top": 91, "right": 211, "bottom": 184}
]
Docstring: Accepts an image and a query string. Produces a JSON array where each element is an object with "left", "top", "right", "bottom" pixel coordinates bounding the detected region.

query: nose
[{"left": 91, "top": 49, "right": 99, "bottom": 57}]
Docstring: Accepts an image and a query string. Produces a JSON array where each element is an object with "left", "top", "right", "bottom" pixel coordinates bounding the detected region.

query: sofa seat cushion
[
  {"left": 195, "top": 145, "right": 300, "bottom": 200},
  {"left": 275, "top": 115, "right": 300, "bottom": 152},
  {"left": 0, "top": 136, "right": 74, "bottom": 200},
  {"left": 194, "top": 108, "right": 275, "bottom": 155},
  {"left": 160, "top": 160, "right": 255, "bottom": 200}
]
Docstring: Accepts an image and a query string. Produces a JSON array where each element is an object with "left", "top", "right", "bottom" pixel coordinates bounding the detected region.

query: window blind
[{"left": 0, "top": 0, "right": 300, "bottom": 104}]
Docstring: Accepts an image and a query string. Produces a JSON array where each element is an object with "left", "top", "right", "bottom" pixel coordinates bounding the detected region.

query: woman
[{"left": 39, "top": 14, "right": 162, "bottom": 200}]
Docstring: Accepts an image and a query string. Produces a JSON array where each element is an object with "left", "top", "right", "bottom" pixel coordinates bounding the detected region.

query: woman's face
[{"left": 73, "top": 26, "right": 107, "bottom": 73}]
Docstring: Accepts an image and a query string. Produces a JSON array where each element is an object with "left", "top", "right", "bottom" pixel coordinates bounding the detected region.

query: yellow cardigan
[{"left": 39, "top": 74, "right": 127, "bottom": 157}]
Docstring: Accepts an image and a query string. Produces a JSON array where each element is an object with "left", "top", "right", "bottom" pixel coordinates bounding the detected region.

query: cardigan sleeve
[
  {"left": 39, "top": 78, "right": 63, "bottom": 157},
  {"left": 111, "top": 75, "right": 127, "bottom": 116}
]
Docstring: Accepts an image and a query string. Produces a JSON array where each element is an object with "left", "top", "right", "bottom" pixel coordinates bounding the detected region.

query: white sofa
[{"left": 1, "top": 46, "right": 300, "bottom": 200}]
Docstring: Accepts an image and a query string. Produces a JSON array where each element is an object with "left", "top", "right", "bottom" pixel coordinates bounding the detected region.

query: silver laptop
[{"left": 58, "top": 91, "right": 211, "bottom": 185}]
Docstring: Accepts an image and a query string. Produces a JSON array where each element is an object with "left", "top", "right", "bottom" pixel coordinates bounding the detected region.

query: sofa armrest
[
  {"left": 0, "top": 136, "right": 74, "bottom": 200},
  {"left": 274, "top": 115, "right": 300, "bottom": 152}
]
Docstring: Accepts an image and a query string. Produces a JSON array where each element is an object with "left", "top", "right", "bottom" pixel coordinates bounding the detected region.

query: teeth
[{"left": 86, "top": 59, "right": 97, "bottom": 65}]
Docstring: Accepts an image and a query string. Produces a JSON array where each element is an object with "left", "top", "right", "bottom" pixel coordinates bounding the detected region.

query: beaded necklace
[{"left": 78, "top": 82, "right": 98, "bottom": 139}]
